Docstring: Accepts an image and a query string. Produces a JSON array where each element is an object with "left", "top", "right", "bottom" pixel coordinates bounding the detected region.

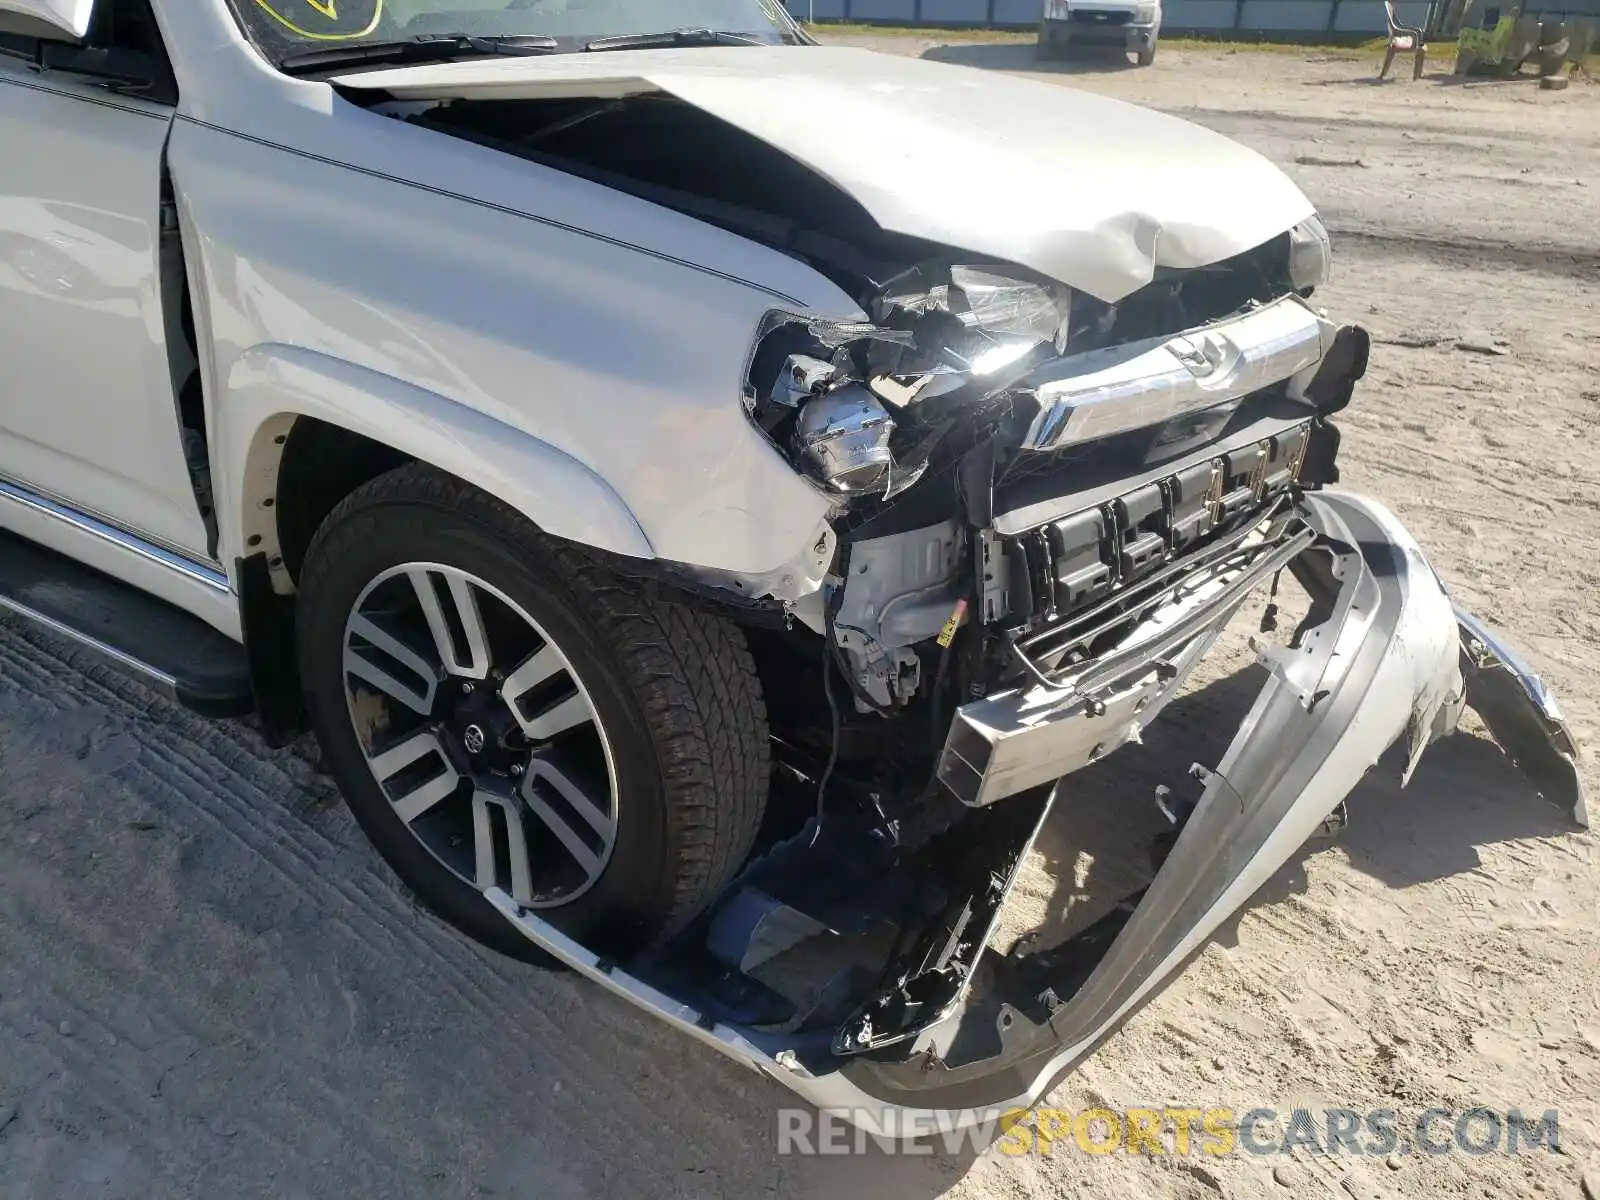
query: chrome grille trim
[{"left": 1021, "top": 295, "right": 1334, "bottom": 453}]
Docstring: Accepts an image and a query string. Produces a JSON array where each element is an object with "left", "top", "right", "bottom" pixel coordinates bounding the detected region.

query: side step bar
[{"left": 0, "top": 530, "right": 254, "bottom": 716}]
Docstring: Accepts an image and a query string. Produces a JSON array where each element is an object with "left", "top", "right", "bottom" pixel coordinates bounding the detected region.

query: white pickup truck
[
  {"left": 0, "top": 0, "right": 1584, "bottom": 1133},
  {"left": 1039, "top": 0, "right": 1162, "bottom": 65}
]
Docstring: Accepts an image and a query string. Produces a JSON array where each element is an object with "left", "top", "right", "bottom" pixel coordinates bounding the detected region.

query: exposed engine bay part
[
  {"left": 788, "top": 398, "right": 1330, "bottom": 734},
  {"left": 793, "top": 384, "right": 898, "bottom": 496},
  {"left": 742, "top": 264, "right": 1329, "bottom": 518},
  {"left": 771, "top": 354, "right": 840, "bottom": 410},
  {"left": 740, "top": 263, "right": 1065, "bottom": 503},
  {"left": 941, "top": 515, "right": 1315, "bottom": 807},
  {"left": 483, "top": 491, "right": 1581, "bottom": 1134},
  {"left": 998, "top": 428, "right": 1311, "bottom": 642},
  {"left": 729, "top": 293, "right": 1357, "bottom": 733},
  {"left": 828, "top": 520, "right": 965, "bottom": 711}
]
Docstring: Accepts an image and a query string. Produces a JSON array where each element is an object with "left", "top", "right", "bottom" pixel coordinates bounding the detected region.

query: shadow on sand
[
  {"left": 1300, "top": 66, "right": 1572, "bottom": 89},
  {"left": 921, "top": 39, "right": 1145, "bottom": 77},
  {"left": 1026, "top": 662, "right": 1578, "bottom": 955}
]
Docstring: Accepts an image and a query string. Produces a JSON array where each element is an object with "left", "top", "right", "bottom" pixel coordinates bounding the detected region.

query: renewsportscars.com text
[{"left": 776, "top": 1105, "right": 1562, "bottom": 1157}]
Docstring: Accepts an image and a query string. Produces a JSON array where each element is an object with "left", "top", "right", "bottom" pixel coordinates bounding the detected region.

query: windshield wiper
[
  {"left": 280, "top": 33, "right": 560, "bottom": 75},
  {"left": 583, "top": 27, "right": 774, "bottom": 52}
]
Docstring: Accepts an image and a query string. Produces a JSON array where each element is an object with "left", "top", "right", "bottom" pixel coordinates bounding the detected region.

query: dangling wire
[
  {"left": 811, "top": 638, "right": 841, "bottom": 847},
  {"left": 1260, "top": 567, "right": 1282, "bottom": 633}
]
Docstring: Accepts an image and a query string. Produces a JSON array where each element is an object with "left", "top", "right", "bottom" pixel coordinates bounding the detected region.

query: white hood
[{"left": 334, "top": 46, "right": 1314, "bottom": 302}]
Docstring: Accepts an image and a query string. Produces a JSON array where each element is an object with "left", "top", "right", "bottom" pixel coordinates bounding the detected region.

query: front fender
[
  {"left": 218, "top": 344, "right": 654, "bottom": 575},
  {"left": 169, "top": 112, "right": 843, "bottom": 586}
]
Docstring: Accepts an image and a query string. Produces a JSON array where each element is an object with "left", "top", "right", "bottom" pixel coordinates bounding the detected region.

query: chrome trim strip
[
  {"left": 1455, "top": 604, "right": 1589, "bottom": 828},
  {"left": 484, "top": 888, "right": 783, "bottom": 1071},
  {"left": 1022, "top": 294, "right": 1334, "bottom": 452},
  {"left": 0, "top": 592, "right": 179, "bottom": 700},
  {"left": 0, "top": 480, "right": 230, "bottom": 593}
]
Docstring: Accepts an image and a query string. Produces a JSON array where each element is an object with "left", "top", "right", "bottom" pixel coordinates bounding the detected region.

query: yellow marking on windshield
[{"left": 254, "top": 0, "right": 381, "bottom": 41}]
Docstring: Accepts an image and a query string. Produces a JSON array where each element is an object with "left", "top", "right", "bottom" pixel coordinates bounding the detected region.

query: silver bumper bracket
[{"left": 1456, "top": 607, "right": 1589, "bottom": 828}]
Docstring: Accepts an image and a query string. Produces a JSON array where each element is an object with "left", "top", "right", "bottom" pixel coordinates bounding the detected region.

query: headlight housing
[
  {"left": 1133, "top": 3, "right": 1157, "bottom": 22},
  {"left": 792, "top": 383, "right": 896, "bottom": 494},
  {"left": 1287, "top": 215, "right": 1332, "bottom": 294},
  {"left": 744, "top": 265, "right": 1070, "bottom": 498}
]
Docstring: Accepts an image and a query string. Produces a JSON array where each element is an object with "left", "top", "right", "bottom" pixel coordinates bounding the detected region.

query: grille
[{"left": 999, "top": 422, "right": 1311, "bottom": 682}]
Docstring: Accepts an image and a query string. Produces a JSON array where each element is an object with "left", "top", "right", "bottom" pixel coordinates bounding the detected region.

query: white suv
[{"left": 0, "top": 0, "right": 1581, "bottom": 1133}]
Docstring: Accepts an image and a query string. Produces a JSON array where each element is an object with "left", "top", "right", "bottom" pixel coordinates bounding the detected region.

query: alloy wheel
[{"left": 341, "top": 563, "right": 619, "bottom": 908}]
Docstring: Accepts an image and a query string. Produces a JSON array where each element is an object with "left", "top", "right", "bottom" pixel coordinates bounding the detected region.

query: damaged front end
[{"left": 488, "top": 227, "right": 1585, "bottom": 1127}]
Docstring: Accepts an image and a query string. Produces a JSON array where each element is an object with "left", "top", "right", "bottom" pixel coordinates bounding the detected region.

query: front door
[{"left": 0, "top": 0, "right": 211, "bottom": 558}]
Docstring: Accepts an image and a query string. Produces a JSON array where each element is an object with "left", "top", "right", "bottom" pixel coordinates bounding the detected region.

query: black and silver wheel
[
  {"left": 342, "top": 562, "right": 620, "bottom": 912},
  {"left": 297, "top": 465, "right": 770, "bottom": 960}
]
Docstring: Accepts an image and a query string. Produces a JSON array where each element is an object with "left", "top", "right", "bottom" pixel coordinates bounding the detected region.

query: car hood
[{"left": 333, "top": 46, "right": 1314, "bottom": 303}]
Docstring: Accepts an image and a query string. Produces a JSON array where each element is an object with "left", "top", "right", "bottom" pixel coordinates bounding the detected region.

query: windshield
[{"left": 230, "top": 0, "right": 803, "bottom": 66}]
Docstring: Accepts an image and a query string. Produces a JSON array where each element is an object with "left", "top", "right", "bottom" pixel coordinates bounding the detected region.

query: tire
[
  {"left": 1136, "top": 44, "right": 1156, "bottom": 66},
  {"left": 1037, "top": 21, "right": 1066, "bottom": 60},
  {"left": 296, "top": 464, "right": 769, "bottom": 962}
]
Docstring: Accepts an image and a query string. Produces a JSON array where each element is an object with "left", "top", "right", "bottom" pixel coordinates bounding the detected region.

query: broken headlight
[
  {"left": 744, "top": 265, "right": 1069, "bottom": 498},
  {"left": 793, "top": 383, "right": 896, "bottom": 494},
  {"left": 1288, "top": 215, "right": 1332, "bottom": 294},
  {"left": 948, "top": 267, "right": 1067, "bottom": 349}
]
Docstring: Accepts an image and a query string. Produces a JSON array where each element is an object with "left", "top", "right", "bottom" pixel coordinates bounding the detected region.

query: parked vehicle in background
[
  {"left": 0, "top": 0, "right": 1583, "bottom": 1137},
  {"left": 1040, "top": 0, "right": 1162, "bottom": 65}
]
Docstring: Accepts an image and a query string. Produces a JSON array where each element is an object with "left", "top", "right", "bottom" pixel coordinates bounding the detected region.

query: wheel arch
[
  {"left": 219, "top": 344, "right": 656, "bottom": 595},
  {"left": 216, "top": 346, "right": 655, "bottom": 741}
]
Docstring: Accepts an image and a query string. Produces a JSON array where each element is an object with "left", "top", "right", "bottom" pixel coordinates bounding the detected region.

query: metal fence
[{"left": 785, "top": 0, "right": 1600, "bottom": 36}]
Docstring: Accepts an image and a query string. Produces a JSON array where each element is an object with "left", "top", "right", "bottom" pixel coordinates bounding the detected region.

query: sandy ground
[{"left": 3, "top": 38, "right": 1598, "bottom": 1200}]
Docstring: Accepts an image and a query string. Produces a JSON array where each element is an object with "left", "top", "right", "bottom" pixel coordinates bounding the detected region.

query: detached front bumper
[{"left": 486, "top": 489, "right": 1583, "bottom": 1135}]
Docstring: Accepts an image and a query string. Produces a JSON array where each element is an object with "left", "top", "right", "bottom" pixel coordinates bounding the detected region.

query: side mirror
[{"left": 0, "top": 0, "right": 94, "bottom": 41}]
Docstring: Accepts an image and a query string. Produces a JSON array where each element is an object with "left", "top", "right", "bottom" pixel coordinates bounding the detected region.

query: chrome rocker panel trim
[
  {"left": 0, "top": 478, "right": 229, "bottom": 593},
  {"left": 0, "top": 587, "right": 181, "bottom": 700},
  {"left": 487, "top": 490, "right": 1582, "bottom": 1136}
]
